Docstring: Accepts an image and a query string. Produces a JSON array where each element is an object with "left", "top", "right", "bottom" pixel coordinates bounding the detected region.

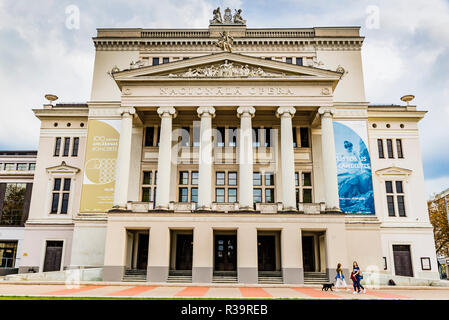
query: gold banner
[{"left": 80, "top": 119, "right": 120, "bottom": 212}]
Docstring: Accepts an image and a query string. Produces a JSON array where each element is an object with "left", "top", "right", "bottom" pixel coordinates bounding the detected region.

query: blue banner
[{"left": 333, "top": 121, "right": 375, "bottom": 215}]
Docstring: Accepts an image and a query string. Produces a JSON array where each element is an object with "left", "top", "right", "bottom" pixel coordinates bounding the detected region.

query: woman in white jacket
[{"left": 335, "top": 263, "right": 350, "bottom": 291}]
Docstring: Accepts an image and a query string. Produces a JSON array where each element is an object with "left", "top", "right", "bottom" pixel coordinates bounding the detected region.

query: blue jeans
[{"left": 355, "top": 276, "right": 364, "bottom": 291}]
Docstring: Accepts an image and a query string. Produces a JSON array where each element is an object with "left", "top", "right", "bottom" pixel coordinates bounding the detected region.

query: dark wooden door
[
  {"left": 43, "top": 241, "right": 63, "bottom": 272},
  {"left": 393, "top": 245, "right": 413, "bottom": 277},
  {"left": 175, "top": 234, "right": 193, "bottom": 270},
  {"left": 215, "top": 235, "right": 237, "bottom": 271},
  {"left": 258, "top": 236, "right": 276, "bottom": 271},
  {"left": 136, "top": 234, "right": 149, "bottom": 270},
  {"left": 302, "top": 236, "right": 315, "bottom": 272}
]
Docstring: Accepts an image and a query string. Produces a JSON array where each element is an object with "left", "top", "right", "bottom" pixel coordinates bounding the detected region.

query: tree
[{"left": 428, "top": 198, "right": 449, "bottom": 256}]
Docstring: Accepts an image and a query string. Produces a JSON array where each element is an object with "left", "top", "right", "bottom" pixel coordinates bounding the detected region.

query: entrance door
[
  {"left": 136, "top": 234, "right": 149, "bottom": 270},
  {"left": 302, "top": 236, "right": 315, "bottom": 272},
  {"left": 175, "top": 234, "right": 193, "bottom": 270},
  {"left": 258, "top": 236, "right": 276, "bottom": 271},
  {"left": 214, "top": 235, "right": 237, "bottom": 272},
  {"left": 393, "top": 245, "right": 413, "bottom": 277},
  {"left": 43, "top": 241, "right": 63, "bottom": 272}
]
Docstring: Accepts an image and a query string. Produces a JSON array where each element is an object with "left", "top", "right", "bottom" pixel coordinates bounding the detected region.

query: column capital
[
  {"left": 237, "top": 106, "right": 256, "bottom": 118},
  {"left": 157, "top": 106, "right": 177, "bottom": 119},
  {"left": 197, "top": 106, "right": 216, "bottom": 118},
  {"left": 318, "top": 107, "right": 336, "bottom": 117},
  {"left": 118, "top": 107, "right": 136, "bottom": 117},
  {"left": 276, "top": 106, "right": 296, "bottom": 118}
]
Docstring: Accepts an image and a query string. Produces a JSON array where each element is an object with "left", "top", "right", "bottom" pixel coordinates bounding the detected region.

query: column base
[
  {"left": 108, "top": 207, "right": 131, "bottom": 213},
  {"left": 279, "top": 205, "right": 299, "bottom": 214}
]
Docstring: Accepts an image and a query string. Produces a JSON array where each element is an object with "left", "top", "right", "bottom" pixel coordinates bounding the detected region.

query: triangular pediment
[
  {"left": 47, "top": 161, "right": 80, "bottom": 175},
  {"left": 112, "top": 52, "right": 342, "bottom": 88},
  {"left": 375, "top": 166, "right": 412, "bottom": 177}
]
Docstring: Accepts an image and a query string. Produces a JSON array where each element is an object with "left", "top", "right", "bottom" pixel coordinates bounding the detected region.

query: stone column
[
  {"left": 237, "top": 106, "right": 256, "bottom": 210},
  {"left": 113, "top": 107, "right": 136, "bottom": 210},
  {"left": 155, "top": 106, "right": 177, "bottom": 210},
  {"left": 318, "top": 107, "right": 340, "bottom": 212},
  {"left": 197, "top": 106, "right": 216, "bottom": 210},
  {"left": 276, "top": 107, "right": 297, "bottom": 211}
]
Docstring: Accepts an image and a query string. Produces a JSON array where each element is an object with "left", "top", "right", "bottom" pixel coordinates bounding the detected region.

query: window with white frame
[
  {"left": 215, "top": 170, "right": 238, "bottom": 203},
  {"left": 295, "top": 171, "right": 313, "bottom": 204},
  {"left": 50, "top": 178, "right": 71, "bottom": 214},
  {"left": 54, "top": 137, "right": 79, "bottom": 157},
  {"left": 141, "top": 170, "right": 157, "bottom": 203},
  {"left": 253, "top": 172, "right": 275, "bottom": 203},
  {"left": 385, "top": 180, "right": 406, "bottom": 217},
  {"left": 177, "top": 170, "right": 198, "bottom": 203}
]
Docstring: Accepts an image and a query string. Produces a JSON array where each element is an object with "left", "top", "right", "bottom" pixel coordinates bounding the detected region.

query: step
[
  {"left": 212, "top": 277, "right": 238, "bottom": 283},
  {"left": 167, "top": 276, "right": 192, "bottom": 283}
]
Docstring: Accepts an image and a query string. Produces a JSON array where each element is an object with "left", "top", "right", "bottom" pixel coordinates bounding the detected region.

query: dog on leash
[{"left": 322, "top": 283, "right": 335, "bottom": 291}]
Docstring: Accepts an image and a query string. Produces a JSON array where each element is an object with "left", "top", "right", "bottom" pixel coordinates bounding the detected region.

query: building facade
[
  {"left": 19, "top": 11, "right": 439, "bottom": 284},
  {"left": 0, "top": 151, "right": 36, "bottom": 275}
]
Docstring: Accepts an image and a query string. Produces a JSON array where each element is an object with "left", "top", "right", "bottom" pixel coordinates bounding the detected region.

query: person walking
[
  {"left": 335, "top": 263, "right": 349, "bottom": 291},
  {"left": 352, "top": 261, "right": 366, "bottom": 294}
]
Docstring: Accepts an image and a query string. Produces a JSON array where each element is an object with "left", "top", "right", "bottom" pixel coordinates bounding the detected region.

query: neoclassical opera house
[{"left": 19, "top": 8, "right": 439, "bottom": 284}]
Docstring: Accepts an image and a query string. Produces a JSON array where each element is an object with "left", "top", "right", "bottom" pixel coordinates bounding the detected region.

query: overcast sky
[{"left": 0, "top": 0, "right": 448, "bottom": 198}]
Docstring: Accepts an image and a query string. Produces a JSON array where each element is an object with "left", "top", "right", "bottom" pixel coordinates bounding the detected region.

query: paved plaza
[{"left": 0, "top": 283, "right": 448, "bottom": 299}]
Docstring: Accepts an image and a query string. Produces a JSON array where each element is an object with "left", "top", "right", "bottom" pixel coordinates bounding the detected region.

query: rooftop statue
[
  {"left": 216, "top": 31, "right": 234, "bottom": 52},
  {"left": 210, "top": 7, "right": 246, "bottom": 25}
]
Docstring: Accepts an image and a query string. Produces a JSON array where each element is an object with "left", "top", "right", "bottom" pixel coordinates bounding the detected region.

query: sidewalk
[{"left": 0, "top": 282, "right": 448, "bottom": 299}]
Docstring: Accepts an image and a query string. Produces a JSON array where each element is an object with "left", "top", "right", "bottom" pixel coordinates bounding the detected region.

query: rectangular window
[
  {"left": 303, "top": 189, "right": 312, "bottom": 203},
  {"left": 143, "top": 171, "right": 153, "bottom": 185},
  {"left": 216, "top": 188, "right": 225, "bottom": 203},
  {"left": 157, "top": 127, "right": 161, "bottom": 146},
  {"left": 63, "top": 138, "right": 70, "bottom": 157},
  {"left": 54, "top": 137, "right": 61, "bottom": 156},
  {"left": 51, "top": 193, "right": 59, "bottom": 214},
  {"left": 60, "top": 193, "right": 69, "bottom": 214},
  {"left": 63, "top": 179, "right": 71, "bottom": 191},
  {"left": 191, "top": 172, "right": 199, "bottom": 185},
  {"left": 145, "top": 127, "right": 154, "bottom": 147},
  {"left": 228, "top": 127, "right": 237, "bottom": 147},
  {"left": 2, "top": 184, "right": 26, "bottom": 225},
  {"left": 395, "top": 181, "right": 403, "bottom": 194},
  {"left": 296, "top": 57, "right": 303, "bottom": 66},
  {"left": 54, "top": 178, "right": 62, "bottom": 191},
  {"left": 180, "top": 127, "right": 190, "bottom": 147},
  {"left": 302, "top": 172, "right": 312, "bottom": 187},
  {"left": 292, "top": 127, "right": 298, "bottom": 147},
  {"left": 286, "top": 57, "right": 293, "bottom": 64},
  {"left": 228, "top": 172, "right": 237, "bottom": 186},
  {"left": 387, "top": 139, "right": 394, "bottom": 158},
  {"left": 265, "top": 173, "right": 275, "bottom": 186},
  {"left": 72, "top": 137, "right": 79, "bottom": 157},
  {"left": 179, "top": 188, "right": 188, "bottom": 202},
  {"left": 179, "top": 172, "right": 189, "bottom": 185},
  {"left": 142, "top": 187, "right": 151, "bottom": 202},
  {"left": 216, "top": 127, "right": 225, "bottom": 147},
  {"left": 295, "top": 173, "right": 299, "bottom": 186},
  {"left": 252, "top": 128, "right": 260, "bottom": 147},
  {"left": 253, "top": 189, "right": 262, "bottom": 203},
  {"left": 193, "top": 125, "right": 200, "bottom": 147},
  {"left": 253, "top": 172, "right": 262, "bottom": 186},
  {"left": 265, "top": 189, "right": 275, "bottom": 203},
  {"left": 4, "top": 164, "right": 15, "bottom": 171},
  {"left": 29, "top": 163, "right": 36, "bottom": 171},
  {"left": 17, "top": 163, "right": 28, "bottom": 171},
  {"left": 216, "top": 172, "right": 225, "bottom": 186},
  {"left": 300, "top": 128, "right": 310, "bottom": 148},
  {"left": 228, "top": 188, "right": 237, "bottom": 203},
  {"left": 377, "top": 139, "right": 385, "bottom": 158},
  {"left": 385, "top": 181, "right": 393, "bottom": 194},
  {"left": 162, "top": 57, "right": 169, "bottom": 64},
  {"left": 191, "top": 188, "right": 198, "bottom": 203},
  {"left": 264, "top": 128, "right": 272, "bottom": 147},
  {"left": 397, "top": 195, "right": 406, "bottom": 217},
  {"left": 0, "top": 241, "right": 18, "bottom": 268},
  {"left": 296, "top": 189, "right": 300, "bottom": 205},
  {"left": 265, "top": 57, "right": 272, "bottom": 60},
  {"left": 387, "top": 195, "right": 395, "bottom": 216},
  {"left": 153, "top": 57, "right": 160, "bottom": 65},
  {"left": 396, "top": 139, "right": 404, "bottom": 158}
]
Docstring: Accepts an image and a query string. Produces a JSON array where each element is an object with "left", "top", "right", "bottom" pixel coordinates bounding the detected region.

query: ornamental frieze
[{"left": 168, "top": 62, "right": 284, "bottom": 78}]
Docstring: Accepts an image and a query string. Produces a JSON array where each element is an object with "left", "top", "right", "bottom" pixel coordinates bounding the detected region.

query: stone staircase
[
  {"left": 304, "top": 272, "right": 329, "bottom": 284},
  {"left": 258, "top": 272, "right": 283, "bottom": 284},
  {"left": 123, "top": 269, "right": 147, "bottom": 282},
  {"left": 212, "top": 275, "right": 238, "bottom": 284},
  {"left": 167, "top": 271, "right": 192, "bottom": 283}
]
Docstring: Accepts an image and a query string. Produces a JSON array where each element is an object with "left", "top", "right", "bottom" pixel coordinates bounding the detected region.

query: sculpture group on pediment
[{"left": 169, "top": 62, "right": 282, "bottom": 78}]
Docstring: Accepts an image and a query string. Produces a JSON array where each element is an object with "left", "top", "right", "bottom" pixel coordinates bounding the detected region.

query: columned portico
[
  {"left": 318, "top": 107, "right": 340, "bottom": 212},
  {"left": 155, "top": 106, "right": 177, "bottom": 210},
  {"left": 197, "top": 106, "right": 216, "bottom": 210},
  {"left": 276, "top": 106, "right": 297, "bottom": 211},
  {"left": 237, "top": 106, "right": 256, "bottom": 210},
  {"left": 113, "top": 107, "right": 136, "bottom": 209}
]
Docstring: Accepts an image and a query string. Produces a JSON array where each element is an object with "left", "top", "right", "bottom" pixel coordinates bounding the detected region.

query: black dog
[{"left": 322, "top": 283, "right": 335, "bottom": 291}]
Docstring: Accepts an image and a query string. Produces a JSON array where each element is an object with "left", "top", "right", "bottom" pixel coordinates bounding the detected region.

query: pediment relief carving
[{"left": 166, "top": 62, "right": 286, "bottom": 78}]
